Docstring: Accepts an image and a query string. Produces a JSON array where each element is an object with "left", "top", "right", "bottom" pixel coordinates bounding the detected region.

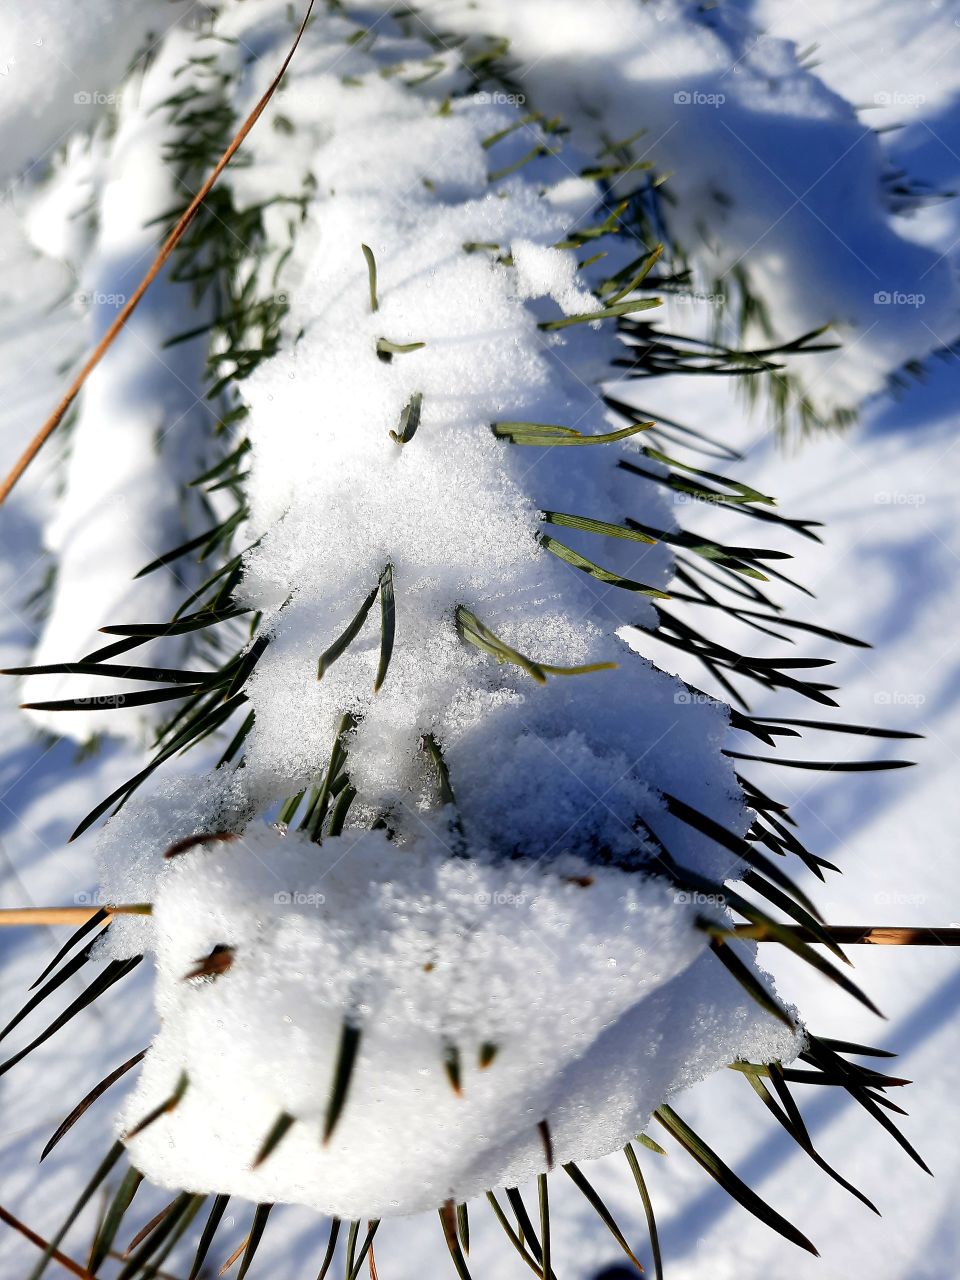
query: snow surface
[
  {"left": 16, "top": 29, "right": 220, "bottom": 740},
  {"left": 122, "top": 826, "right": 796, "bottom": 1217},
  {"left": 0, "top": 0, "right": 959, "bottom": 1277},
  {"left": 0, "top": 1, "right": 188, "bottom": 185}
]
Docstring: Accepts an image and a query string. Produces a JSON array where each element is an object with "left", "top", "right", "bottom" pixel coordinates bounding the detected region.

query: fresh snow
[
  {"left": 0, "top": 0, "right": 958, "bottom": 1277},
  {"left": 121, "top": 827, "right": 797, "bottom": 1218}
]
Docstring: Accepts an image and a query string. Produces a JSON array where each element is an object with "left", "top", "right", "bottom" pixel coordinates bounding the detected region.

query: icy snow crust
[
  {"left": 87, "top": 2, "right": 804, "bottom": 1214},
  {"left": 121, "top": 827, "right": 799, "bottom": 1217}
]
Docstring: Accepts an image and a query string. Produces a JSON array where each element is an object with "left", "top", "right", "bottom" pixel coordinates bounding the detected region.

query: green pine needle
[
  {"left": 375, "top": 562, "right": 395, "bottom": 692},
  {"left": 237, "top": 1203, "right": 273, "bottom": 1280},
  {"left": 317, "top": 585, "right": 379, "bottom": 680},
  {"left": 539, "top": 532, "right": 670, "bottom": 597},
  {"left": 124, "top": 1069, "right": 189, "bottom": 1140},
  {"left": 252, "top": 1111, "right": 296, "bottom": 1168},
  {"left": 562, "top": 1161, "right": 644, "bottom": 1271},
  {"left": 539, "top": 296, "right": 660, "bottom": 330},
  {"left": 492, "top": 419, "right": 653, "bottom": 446},
  {"left": 624, "top": 1143, "right": 663, "bottom": 1280},
  {"left": 376, "top": 337, "right": 426, "bottom": 361},
  {"left": 440, "top": 1201, "right": 473, "bottom": 1280},
  {"left": 455, "top": 605, "right": 617, "bottom": 683},
  {"left": 88, "top": 1166, "right": 144, "bottom": 1272},
  {"left": 390, "top": 391, "right": 423, "bottom": 445},
  {"left": 361, "top": 243, "right": 379, "bottom": 312},
  {"left": 655, "top": 1105, "right": 819, "bottom": 1255},
  {"left": 324, "top": 1020, "right": 361, "bottom": 1143}
]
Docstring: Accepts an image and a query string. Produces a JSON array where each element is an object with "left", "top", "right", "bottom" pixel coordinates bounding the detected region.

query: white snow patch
[{"left": 121, "top": 826, "right": 799, "bottom": 1218}]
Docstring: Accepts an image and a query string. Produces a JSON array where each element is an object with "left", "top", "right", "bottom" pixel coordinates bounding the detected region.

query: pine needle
[
  {"left": 252, "top": 1111, "right": 296, "bottom": 1168},
  {"left": 42, "top": 1049, "right": 147, "bottom": 1161},
  {"left": 439, "top": 1202, "right": 472, "bottom": 1280},
  {"left": 0, "top": 1203, "right": 95, "bottom": 1280},
  {"left": 361, "top": 244, "right": 379, "bottom": 312},
  {"left": 323, "top": 1020, "right": 361, "bottom": 1143}
]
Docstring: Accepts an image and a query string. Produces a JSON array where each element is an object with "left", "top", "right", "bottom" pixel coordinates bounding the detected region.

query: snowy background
[{"left": 2, "top": 1, "right": 960, "bottom": 1277}]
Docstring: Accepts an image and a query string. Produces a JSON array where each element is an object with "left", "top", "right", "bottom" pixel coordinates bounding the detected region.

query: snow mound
[{"left": 121, "top": 826, "right": 799, "bottom": 1218}]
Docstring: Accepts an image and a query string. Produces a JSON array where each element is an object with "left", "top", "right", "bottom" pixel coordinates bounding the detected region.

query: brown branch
[
  {"left": 0, "top": 905, "right": 151, "bottom": 926},
  {"left": 733, "top": 924, "right": 960, "bottom": 947},
  {"left": 0, "top": 0, "right": 317, "bottom": 508},
  {"left": 0, "top": 1203, "right": 95, "bottom": 1280},
  {"left": 0, "top": 908, "right": 957, "bottom": 948}
]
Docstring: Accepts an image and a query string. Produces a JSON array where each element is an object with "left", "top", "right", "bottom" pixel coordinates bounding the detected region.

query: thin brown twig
[
  {"left": 0, "top": 1203, "right": 95, "bottom": 1280},
  {"left": 732, "top": 924, "right": 960, "bottom": 947},
  {"left": 0, "top": 905, "right": 151, "bottom": 926},
  {"left": 0, "top": 0, "right": 317, "bottom": 509},
  {"left": 1, "top": 909, "right": 958, "bottom": 948}
]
